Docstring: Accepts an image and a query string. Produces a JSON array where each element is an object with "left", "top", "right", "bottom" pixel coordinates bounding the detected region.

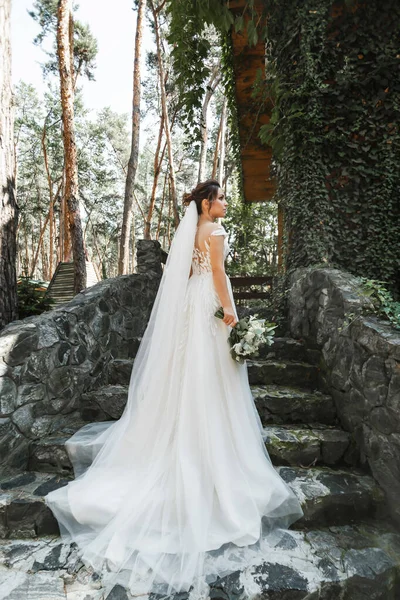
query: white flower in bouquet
[
  {"left": 243, "top": 341, "right": 252, "bottom": 353},
  {"left": 214, "top": 308, "right": 277, "bottom": 364},
  {"left": 244, "top": 331, "right": 255, "bottom": 343},
  {"left": 233, "top": 342, "right": 243, "bottom": 354}
]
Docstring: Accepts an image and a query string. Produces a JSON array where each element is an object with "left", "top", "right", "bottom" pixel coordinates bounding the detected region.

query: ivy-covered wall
[
  {"left": 260, "top": 0, "right": 400, "bottom": 294},
  {"left": 167, "top": 0, "right": 400, "bottom": 291}
]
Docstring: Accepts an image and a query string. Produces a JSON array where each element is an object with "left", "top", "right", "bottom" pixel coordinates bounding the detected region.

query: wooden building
[{"left": 229, "top": 0, "right": 283, "bottom": 266}]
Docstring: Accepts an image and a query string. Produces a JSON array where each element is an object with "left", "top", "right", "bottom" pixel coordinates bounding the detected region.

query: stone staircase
[{"left": 1, "top": 335, "right": 400, "bottom": 599}]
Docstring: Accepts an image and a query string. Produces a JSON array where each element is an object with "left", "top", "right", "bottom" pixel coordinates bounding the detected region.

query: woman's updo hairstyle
[{"left": 182, "top": 179, "right": 221, "bottom": 216}]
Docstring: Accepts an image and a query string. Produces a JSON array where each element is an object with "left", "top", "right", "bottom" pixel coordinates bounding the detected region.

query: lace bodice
[{"left": 191, "top": 226, "right": 229, "bottom": 276}]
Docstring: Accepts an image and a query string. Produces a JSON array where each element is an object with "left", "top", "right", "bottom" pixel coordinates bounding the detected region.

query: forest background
[{"left": 12, "top": 0, "right": 278, "bottom": 288}]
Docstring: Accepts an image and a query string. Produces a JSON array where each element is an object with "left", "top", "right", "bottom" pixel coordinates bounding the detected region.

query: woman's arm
[{"left": 209, "top": 234, "right": 237, "bottom": 327}]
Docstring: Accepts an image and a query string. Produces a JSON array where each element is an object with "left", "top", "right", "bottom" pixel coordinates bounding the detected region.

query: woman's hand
[{"left": 222, "top": 306, "right": 238, "bottom": 328}]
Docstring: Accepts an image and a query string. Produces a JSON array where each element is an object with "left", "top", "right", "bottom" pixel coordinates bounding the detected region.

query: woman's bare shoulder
[
  {"left": 198, "top": 222, "right": 226, "bottom": 233},
  {"left": 198, "top": 221, "right": 220, "bottom": 231},
  {"left": 197, "top": 223, "right": 227, "bottom": 247}
]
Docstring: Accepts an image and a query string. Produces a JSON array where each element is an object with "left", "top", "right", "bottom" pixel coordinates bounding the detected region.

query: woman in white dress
[{"left": 45, "top": 179, "right": 303, "bottom": 600}]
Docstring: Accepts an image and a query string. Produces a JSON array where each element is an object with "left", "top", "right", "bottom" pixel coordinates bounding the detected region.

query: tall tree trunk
[
  {"left": 212, "top": 102, "right": 224, "bottom": 179},
  {"left": 118, "top": 0, "right": 147, "bottom": 275},
  {"left": 198, "top": 66, "right": 220, "bottom": 183},
  {"left": 156, "top": 170, "right": 168, "bottom": 240},
  {"left": 58, "top": 35, "right": 80, "bottom": 265},
  {"left": 91, "top": 227, "right": 105, "bottom": 278},
  {"left": 57, "top": 0, "right": 86, "bottom": 293},
  {"left": 30, "top": 210, "right": 51, "bottom": 277},
  {"left": 167, "top": 179, "right": 172, "bottom": 246},
  {"left": 144, "top": 113, "right": 164, "bottom": 239},
  {"left": 150, "top": 0, "right": 179, "bottom": 228},
  {"left": 40, "top": 216, "right": 49, "bottom": 280},
  {"left": 211, "top": 132, "right": 221, "bottom": 179},
  {"left": 23, "top": 221, "right": 29, "bottom": 276},
  {"left": 145, "top": 106, "right": 177, "bottom": 240},
  {"left": 218, "top": 97, "right": 227, "bottom": 186},
  {"left": 0, "top": 0, "right": 18, "bottom": 328},
  {"left": 58, "top": 174, "right": 64, "bottom": 260},
  {"left": 41, "top": 118, "right": 55, "bottom": 278}
]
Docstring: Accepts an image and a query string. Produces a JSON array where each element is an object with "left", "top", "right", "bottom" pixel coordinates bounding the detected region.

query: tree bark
[
  {"left": 0, "top": 0, "right": 18, "bottom": 328},
  {"left": 145, "top": 104, "right": 178, "bottom": 240},
  {"left": 130, "top": 208, "right": 136, "bottom": 272},
  {"left": 150, "top": 0, "right": 179, "bottom": 228},
  {"left": 144, "top": 113, "right": 164, "bottom": 239},
  {"left": 198, "top": 66, "right": 220, "bottom": 183},
  {"left": 211, "top": 131, "right": 221, "bottom": 180},
  {"left": 218, "top": 97, "right": 227, "bottom": 186},
  {"left": 118, "top": 0, "right": 147, "bottom": 275},
  {"left": 156, "top": 170, "right": 168, "bottom": 240},
  {"left": 57, "top": 0, "right": 86, "bottom": 293},
  {"left": 212, "top": 102, "right": 224, "bottom": 179},
  {"left": 41, "top": 117, "right": 56, "bottom": 278},
  {"left": 23, "top": 220, "right": 29, "bottom": 277},
  {"left": 30, "top": 210, "right": 51, "bottom": 278},
  {"left": 165, "top": 179, "right": 171, "bottom": 246}
]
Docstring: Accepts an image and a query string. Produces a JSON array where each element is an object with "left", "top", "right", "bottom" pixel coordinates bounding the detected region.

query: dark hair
[{"left": 182, "top": 179, "right": 221, "bottom": 216}]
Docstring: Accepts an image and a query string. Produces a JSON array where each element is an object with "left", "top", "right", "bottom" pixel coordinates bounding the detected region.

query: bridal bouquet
[{"left": 214, "top": 307, "right": 277, "bottom": 363}]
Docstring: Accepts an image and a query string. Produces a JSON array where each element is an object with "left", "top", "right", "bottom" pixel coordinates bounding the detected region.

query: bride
[{"left": 45, "top": 179, "right": 303, "bottom": 599}]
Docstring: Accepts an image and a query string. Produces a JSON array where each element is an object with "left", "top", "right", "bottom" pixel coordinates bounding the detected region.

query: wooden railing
[{"left": 229, "top": 275, "right": 273, "bottom": 303}]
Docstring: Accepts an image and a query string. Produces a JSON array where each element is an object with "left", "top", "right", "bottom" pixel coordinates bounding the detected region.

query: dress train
[{"left": 45, "top": 224, "right": 303, "bottom": 599}]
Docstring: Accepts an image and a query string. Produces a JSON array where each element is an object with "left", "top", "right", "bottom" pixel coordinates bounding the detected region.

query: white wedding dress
[{"left": 45, "top": 205, "right": 303, "bottom": 600}]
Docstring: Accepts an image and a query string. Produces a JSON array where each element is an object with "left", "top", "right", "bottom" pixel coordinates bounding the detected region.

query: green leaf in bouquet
[
  {"left": 229, "top": 329, "right": 241, "bottom": 345},
  {"left": 238, "top": 318, "right": 247, "bottom": 330},
  {"left": 214, "top": 307, "right": 225, "bottom": 319}
]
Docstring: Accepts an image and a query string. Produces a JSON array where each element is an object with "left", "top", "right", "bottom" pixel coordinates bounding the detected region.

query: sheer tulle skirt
[{"left": 44, "top": 273, "right": 303, "bottom": 599}]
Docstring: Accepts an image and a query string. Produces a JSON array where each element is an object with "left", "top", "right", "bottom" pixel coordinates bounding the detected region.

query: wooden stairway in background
[{"left": 45, "top": 261, "right": 99, "bottom": 307}]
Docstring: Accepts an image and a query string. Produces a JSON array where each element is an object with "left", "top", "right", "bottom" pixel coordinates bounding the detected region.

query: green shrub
[{"left": 17, "top": 277, "right": 56, "bottom": 319}]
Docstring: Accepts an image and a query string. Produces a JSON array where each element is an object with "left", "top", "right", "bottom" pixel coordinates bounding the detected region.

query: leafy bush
[
  {"left": 17, "top": 277, "right": 56, "bottom": 319},
  {"left": 357, "top": 277, "right": 400, "bottom": 330}
]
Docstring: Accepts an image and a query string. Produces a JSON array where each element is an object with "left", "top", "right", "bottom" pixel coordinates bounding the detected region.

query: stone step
[
  {"left": 105, "top": 341, "right": 322, "bottom": 386},
  {"left": 105, "top": 348, "right": 322, "bottom": 389},
  {"left": 1, "top": 521, "right": 399, "bottom": 599},
  {"left": 81, "top": 359, "right": 324, "bottom": 423},
  {"left": 278, "top": 466, "right": 386, "bottom": 528},
  {"left": 247, "top": 359, "right": 320, "bottom": 389},
  {"left": 258, "top": 336, "right": 318, "bottom": 364},
  {"left": 30, "top": 419, "right": 353, "bottom": 475},
  {"left": 2, "top": 467, "right": 385, "bottom": 539},
  {"left": 252, "top": 383, "right": 337, "bottom": 426},
  {"left": 0, "top": 472, "right": 71, "bottom": 538},
  {"left": 263, "top": 424, "right": 358, "bottom": 467}
]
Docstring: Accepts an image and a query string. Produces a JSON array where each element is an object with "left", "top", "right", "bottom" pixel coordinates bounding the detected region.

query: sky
[{"left": 11, "top": 0, "right": 154, "bottom": 120}]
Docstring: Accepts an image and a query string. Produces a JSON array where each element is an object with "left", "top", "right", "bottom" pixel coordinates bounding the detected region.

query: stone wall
[
  {"left": 0, "top": 240, "right": 163, "bottom": 471},
  {"left": 288, "top": 267, "right": 400, "bottom": 524}
]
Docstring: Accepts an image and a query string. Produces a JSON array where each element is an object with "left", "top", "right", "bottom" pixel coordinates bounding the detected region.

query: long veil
[
  {"left": 65, "top": 199, "right": 199, "bottom": 474},
  {"left": 45, "top": 198, "right": 303, "bottom": 600}
]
